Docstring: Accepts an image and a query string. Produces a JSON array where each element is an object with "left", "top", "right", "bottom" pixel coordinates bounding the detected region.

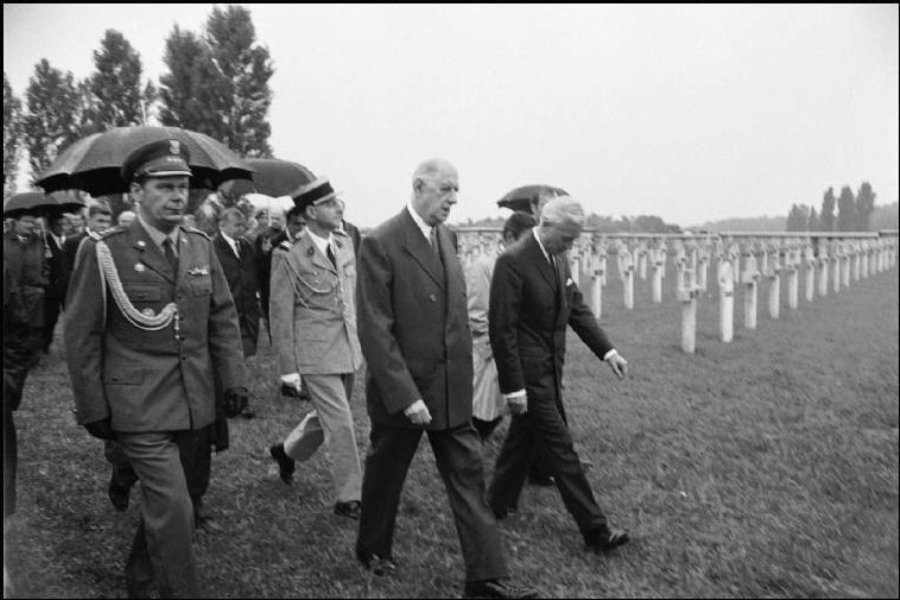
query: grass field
[{"left": 4, "top": 257, "right": 898, "bottom": 599}]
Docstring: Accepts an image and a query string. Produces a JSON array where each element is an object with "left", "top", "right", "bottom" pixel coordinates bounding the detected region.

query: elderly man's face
[
  {"left": 543, "top": 219, "right": 583, "bottom": 256},
  {"left": 413, "top": 165, "right": 459, "bottom": 226},
  {"left": 220, "top": 215, "right": 246, "bottom": 239}
]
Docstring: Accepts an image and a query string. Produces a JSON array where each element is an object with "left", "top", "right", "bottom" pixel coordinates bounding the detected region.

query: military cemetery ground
[{"left": 4, "top": 249, "right": 898, "bottom": 598}]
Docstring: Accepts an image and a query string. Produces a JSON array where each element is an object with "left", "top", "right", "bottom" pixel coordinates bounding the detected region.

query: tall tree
[
  {"left": 786, "top": 204, "right": 806, "bottom": 231},
  {"left": 855, "top": 182, "right": 877, "bottom": 232},
  {"left": 836, "top": 186, "right": 856, "bottom": 231},
  {"left": 808, "top": 207, "right": 820, "bottom": 232},
  {"left": 158, "top": 7, "right": 274, "bottom": 157},
  {"left": 820, "top": 187, "right": 836, "bottom": 231},
  {"left": 22, "top": 59, "right": 82, "bottom": 183},
  {"left": 205, "top": 5, "right": 274, "bottom": 157},
  {"left": 87, "top": 29, "right": 151, "bottom": 129},
  {"left": 4, "top": 72, "right": 23, "bottom": 198}
]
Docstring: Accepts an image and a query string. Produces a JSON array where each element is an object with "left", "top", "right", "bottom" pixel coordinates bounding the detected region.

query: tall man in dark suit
[
  {"left": 356, "top": 158, "right": 536, "bottom": 599},
  {"left": 64, "top": 139, "right": 249, "bottom": 598},
  {"left": 487, "top": 196, "right": 631, "bottom": 555},
  {"left": 213, "top": 208, "right": 261, "bottom": 359}
]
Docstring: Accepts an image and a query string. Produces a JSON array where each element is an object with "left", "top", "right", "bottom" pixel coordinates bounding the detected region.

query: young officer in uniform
[
  {"left": 64, "top": 139, "right": 249, "bottom": 598},
  {"left": 267, "top": 177, "right": 365, "bottom": 519}
]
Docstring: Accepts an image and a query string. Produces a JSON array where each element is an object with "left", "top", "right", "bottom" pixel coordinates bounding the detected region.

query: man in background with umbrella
[
  {"left": 63, "top": 139, "right": 249, "bottom": 598},
  {"left": 3, "top": 202, "right": 49, "bottom": 520},
  {"left": 62, "top": 202, "right": 112, "bottom": 276}
]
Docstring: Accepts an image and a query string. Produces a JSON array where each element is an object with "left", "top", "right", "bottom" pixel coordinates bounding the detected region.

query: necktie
[
  {"left": 232, "top": 239, "right": 240, "bottom": 259},
  {"left": 429, "top": 227, "right": 438, "bottom": 253},
  {"left": 326, "top": 243, "right": 337, "bottom": 268},
  {"left": 162, "top": 238, "right": 178, "bottom": 273}
]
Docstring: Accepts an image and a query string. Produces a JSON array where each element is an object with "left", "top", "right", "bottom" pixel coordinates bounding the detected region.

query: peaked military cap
[
  {"left": 122, "top": 139, "right": 192, "bottom": 183},
  {"left": 290, "top": 177, "right": 341, "bottom": 211}
]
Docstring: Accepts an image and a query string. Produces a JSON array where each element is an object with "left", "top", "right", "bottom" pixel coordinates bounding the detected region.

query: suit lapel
[
  {"left": 400, "top": 210, "right": 444, "bottom": 289},
  {"left": 526, "top": 232, "right": 557, "bottom": 293},
  {"left": 130, "top": 221, "right": 174, "bottom": 283},
  {"left": 176, "top": 227, "right": 192, "bottom": 286}
]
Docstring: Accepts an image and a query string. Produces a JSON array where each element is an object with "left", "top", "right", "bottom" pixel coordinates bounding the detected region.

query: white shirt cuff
[
  {"left": 603, "top": 349, "right": 619, "bottom": 362},
  {"left": 280, "top": 373, "right": 301, "bottom": 386},
  {"left": 504, "top": 389, "right": 526, "bottom": 401}
]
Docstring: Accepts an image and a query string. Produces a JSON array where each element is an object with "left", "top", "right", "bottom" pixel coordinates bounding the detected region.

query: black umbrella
[
  {"left": 3, "top": 190, "right": 86, "bottom": 217},
  {"left": 35, "top": 126, "right": 254, "bottom": 196},
  {"left": 218, "top": 158, "right": 315, "bottom": 199},
  {"left": 497, "top": 184, "right": 569, "bottom": 214}
]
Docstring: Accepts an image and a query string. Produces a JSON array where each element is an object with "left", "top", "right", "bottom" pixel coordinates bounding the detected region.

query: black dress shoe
[
  {"left": 492, "top": 506, "right": 517, "bottom": 520},
  {"left": 269, "top": 443, "right": 295, "bottom": 484},
  {"left": 586, "top": 527, "right": 630, "bottom": 553},
  {"left": 463, "top": 579, "right": 540, "bottom": 599},
  {"left": 108, "top": 479, "right": 130, "bottom": 512},
  {"left": 280, "top": 382, "right": 301, "bottom": 398},
  {"left": 356, "top": 550, "right": 397, "bottom": 576},
  {"left": 334, "top": 500, "right": 361, "bottom": 520}
]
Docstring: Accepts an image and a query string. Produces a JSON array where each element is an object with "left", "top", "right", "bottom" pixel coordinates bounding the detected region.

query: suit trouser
[
  {"left": 106, "top": 427, "right": 213, "bottom": 511},
  {"left": 116, "top": 431, "right": 198, "bottom": 599},
  {"left": 488, "top": 392, "right": 609, "bottom": 543},
  {"left": 283, "top": 373, "right": 362, "bottom": 503},
  {"left": 42, "top": 294, "right": 63, "bottom": 352},
  {"left": 357, "top": 422, "right": 508, "bottom": 583}
]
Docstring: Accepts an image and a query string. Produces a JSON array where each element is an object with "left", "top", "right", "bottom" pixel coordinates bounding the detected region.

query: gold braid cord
[{"left": 96, "top": 240, "right": 178, "bottom": 331}]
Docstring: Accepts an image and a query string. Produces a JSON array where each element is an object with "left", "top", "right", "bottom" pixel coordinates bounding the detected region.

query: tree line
[
  {"left": 3, "top": 4, "right": 274, "bottom": 199},
  {"left": 786, "top": 183, "right": 879, "bottom": 232}
]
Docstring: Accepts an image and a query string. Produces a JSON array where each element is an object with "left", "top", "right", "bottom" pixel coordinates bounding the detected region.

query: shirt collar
[
  {"left": 406, "top": 202, "right": 432, "bottom": 242},
  {"left": 137, "top": 212, "right": 180, "bottom": 254},
  {"left": 533, "top": 228, "right": 552, "bottom": 263},
  {"left": 306, "top": 227, "right": 334, "bottom": 255}
]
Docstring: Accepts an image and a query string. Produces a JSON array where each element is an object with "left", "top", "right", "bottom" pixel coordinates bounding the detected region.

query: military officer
[
  {"left": 63, "top": 139, "right": 249, "bottom": 598},
  {"left": 267, "top": 177, "right": 365, "bottom": 519}
]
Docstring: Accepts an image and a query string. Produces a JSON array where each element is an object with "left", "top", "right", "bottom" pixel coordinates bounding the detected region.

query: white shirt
[
  {"left": 306, "top": 228, "right": 335, "bottom": 259},
  {"left": 137, "top": 213, "right": 179, "bottom": 257},
  {"left": 406, "top": 201, "right": 433, "bottom": 246}
]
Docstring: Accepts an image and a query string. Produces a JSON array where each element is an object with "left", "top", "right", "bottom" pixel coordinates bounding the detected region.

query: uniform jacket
[
  {"left": 63, "top": 220, "right": 246, "bottom": 432},
  {"left": 357, "top": 208, "right": 473, "bottom": 430},
  {"left": 213, "top": 233, "right": 261, "bottom": 355},
  {"left": 488, "top": 230, "right": 613, "bottom": 402},
  {"left": 3, "top": 230, "right": 48, "bottom": 327},
  {"left": 269, "top": 228, "right": 362, "bottom": 376}
]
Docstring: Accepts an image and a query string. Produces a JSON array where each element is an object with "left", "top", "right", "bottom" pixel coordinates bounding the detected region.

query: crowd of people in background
[{"left": 4, "top": 148, "right": 630, "bottom": 599}]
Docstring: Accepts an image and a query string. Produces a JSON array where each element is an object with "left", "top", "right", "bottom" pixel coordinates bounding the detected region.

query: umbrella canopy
[
  {"left": 219, "top": 158, "right": 315, "bottom": 199},
  {"left": 3, "top": 190, "right": 86, "bottom": 217},
  {"left": 35, "top": 125, "right": 254, "bottom": 196},
  {"left": 497, "top": 184, "right": 569, "bottom": 214}
]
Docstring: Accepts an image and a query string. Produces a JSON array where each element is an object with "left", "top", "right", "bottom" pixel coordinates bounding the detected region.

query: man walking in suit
[
  {"left": 355, "top": 158, "right": 537, "bottom": 599},
  {"left": 487, "top": 196, "right": 630, "bottom": 556},
  {"left": 64, "top": 139, "right": 249, "bottom": 598},
  {"left": 213, "top": 208, "right": 261, "bottom": 359},
  {"left": 267, "top": 177, "right": 365, "bottom": 519}
]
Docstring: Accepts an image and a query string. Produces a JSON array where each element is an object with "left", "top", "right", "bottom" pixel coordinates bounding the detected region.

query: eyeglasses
[{"left": 315, "top": 198, "right": 345, "bottom": 210}]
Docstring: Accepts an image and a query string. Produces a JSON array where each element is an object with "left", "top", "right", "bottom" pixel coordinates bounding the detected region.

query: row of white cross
[{"left": 456, "top": 229, "right": 899, "bottom": 354}]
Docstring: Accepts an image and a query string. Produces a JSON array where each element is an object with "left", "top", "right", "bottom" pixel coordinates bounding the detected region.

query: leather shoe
[
  {"left": 357, "top": 550, "right": 397, "bottom": 576},
  {"left": 269, "top": 443, "right": 295, "bottom": 484},
  {"left": 586, "top": 527, "right": 630, "bottom": 553},
  {"left": 463, "top": 579, "right": 540, "bottom": 599},
  {"left": 108, "top": 479, "right": 130, "bottom": 512},
  {"left": 334, "top": 500, "right": 361, "bottom": 520}
]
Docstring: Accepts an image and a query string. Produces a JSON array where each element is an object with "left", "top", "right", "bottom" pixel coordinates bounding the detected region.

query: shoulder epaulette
[
  {"left": 334, "top": 229, "right": 350, "bottom": 238},
  {"left": 183, "top": 226, "right": 211, "bottom": 241},
  {"left": 96, "top": 226, "right": 126, "bottom": 240}
]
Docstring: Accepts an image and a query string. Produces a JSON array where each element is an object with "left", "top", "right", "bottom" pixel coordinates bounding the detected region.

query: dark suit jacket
[
  {"left": 213, "top": 233, "right": 261, "bottom": 356},
  {"left": 62, "top": 232, "right": 87, "bottom": 289},
  {"left": 489, "top": 230, "right": 613, "bottom": 402},
  {"left": 357, "top": 207, "right": 473, "bottom": 430}
]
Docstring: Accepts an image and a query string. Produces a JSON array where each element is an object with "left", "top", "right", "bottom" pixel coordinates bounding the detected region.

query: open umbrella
[
  {"left": 35, "top": 125, "right": 254, "bottom": 196},
  {"left": 3, "top": 190, "right": 86, "bottom": 217},
  {"left": 497, "top": 184, "right": 569, "bottom": 214},
  {"left": 219, "top": 158, "right": 315, "bottom": 199}
]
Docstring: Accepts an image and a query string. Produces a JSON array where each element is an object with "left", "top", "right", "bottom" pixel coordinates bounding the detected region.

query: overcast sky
[{"left": 4, "top": 4, "right": 898, "bottom": 228}]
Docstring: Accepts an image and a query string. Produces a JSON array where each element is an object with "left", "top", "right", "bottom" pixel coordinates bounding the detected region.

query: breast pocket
[
  {"left": 188, "top": 275, "right": 212, "bottom": 296},
  {"left": 126, "top": 283, "right": 161, "bottom": 304}
]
